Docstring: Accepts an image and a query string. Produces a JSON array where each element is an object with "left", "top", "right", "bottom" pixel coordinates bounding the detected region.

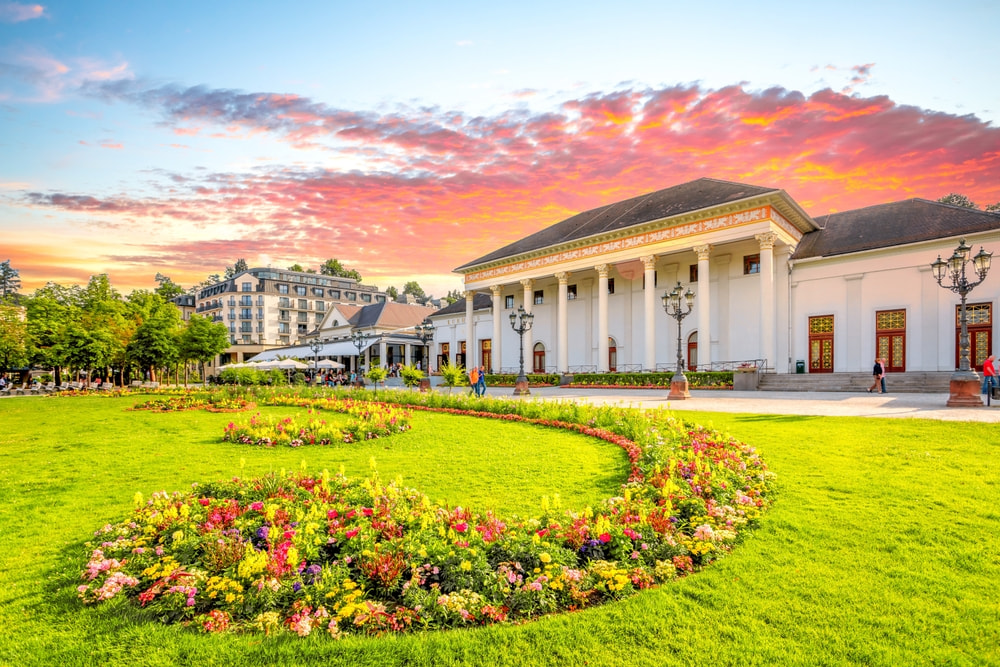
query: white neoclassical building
[{"left": 431, "top": 178, "right": 1000, "bottom": 377}]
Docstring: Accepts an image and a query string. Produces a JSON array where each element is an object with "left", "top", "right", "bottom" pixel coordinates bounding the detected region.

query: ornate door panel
[
  {"left": 808, "top": 315, "right": 834, "bottom": 372},
  {"left": 956, "top": 303, "right": 992, "bottom": 371},
  {"left": 876, "top": 309, "right": 906, "bottom": 373}
]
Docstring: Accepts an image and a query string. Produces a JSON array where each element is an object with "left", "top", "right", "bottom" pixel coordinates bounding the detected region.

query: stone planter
[{"left": 734, "top": 369, "right": 760, "bottom": 391}]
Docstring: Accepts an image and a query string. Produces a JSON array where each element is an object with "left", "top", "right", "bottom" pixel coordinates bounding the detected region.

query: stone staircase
[{"left": 757, "top": 371, "right": 954, "bottom": 393}]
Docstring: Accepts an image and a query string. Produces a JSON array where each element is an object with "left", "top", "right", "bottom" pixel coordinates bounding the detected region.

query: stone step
[{"left": 758, "top": 371, "right": 955, "bottom": 393}]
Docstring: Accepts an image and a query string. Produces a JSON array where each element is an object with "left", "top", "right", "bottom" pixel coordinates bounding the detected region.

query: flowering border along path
[{"left": 77, "top": 389, "right": 775, "bottom": 638}]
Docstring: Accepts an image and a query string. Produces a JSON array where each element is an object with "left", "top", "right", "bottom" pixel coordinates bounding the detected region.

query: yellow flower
[
  {"left": 539, "top": 552, "right": 552, "bottom": 564},
  {"left": 460, "top": 560, "right": 472, "bottom": 571}
]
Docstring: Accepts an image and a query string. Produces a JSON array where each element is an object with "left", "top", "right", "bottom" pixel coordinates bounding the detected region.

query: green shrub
[
  {"left": 485, "top": 373, "right": 560, "bottom": 386},
  {"left": 570, "top": 371, "right": 732, "bottom": 388},
  {"left": 399, "top": 363, "right": 425, "bottom": 388}
]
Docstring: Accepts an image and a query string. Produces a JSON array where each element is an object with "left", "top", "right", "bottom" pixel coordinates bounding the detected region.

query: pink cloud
[
  {"left": 14, "top": 82, "right": 1000, "bottom": 293},
  {"left": 0, "top": 2, "right": 44, "bottom": 23}
]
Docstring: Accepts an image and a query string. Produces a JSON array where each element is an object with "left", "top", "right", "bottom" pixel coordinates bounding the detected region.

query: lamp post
[
  {"left": 308, "top": 339, "right": 323, "bottom": 386},
  {"left": 662, "top": 281, "right": 695, "bottom": 400},
  {"left": 414, "top": 318, "right": 435, "bottom": 391},
  {"left": 931, "top": 238, "right": 993, "bottom": 407},
  {"left": 509, "top": 305, "right": 534, "bottom": 396},
  {"left": 350, "top": 330, "right": 371, "bottom": 387}
]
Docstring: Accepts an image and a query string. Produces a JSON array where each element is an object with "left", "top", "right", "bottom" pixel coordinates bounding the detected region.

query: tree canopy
[
  {"left": 320, "top": 259, "right": 362, "bottom": 282},
  {"left": 0, "top": 260, "right": 20, "bottom": 300},
  {"left": 402, "top": 281, "right": 426, "bottom": 300},
  {"left": 937, "top": 193, "right": 1000, "bottom": 211}
]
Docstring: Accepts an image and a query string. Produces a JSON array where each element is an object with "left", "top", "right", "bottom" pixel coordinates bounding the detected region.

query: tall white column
[
  {"left": 641, "top": 256, "right": 657, "bottom": 371},
  {"left": 490, "top": 284, "right": 503, "bottom": 373},
  {"left": 694, "top": 244, "right": 711, "bottom": 369},
  {"left": 379, "top": 339, "right": 388, "bottom": 369},
  {"left": 556, "top": 272, "right": 570, "bottom": 374},
  {"left": 596, "top": 264, "right": 609, "bottom": 372},
  {"left": 756, "top": 232, "right": 778, "bottom": 370},
  {"left": 465, "top": 290, "right": 475, "bottom": 368},
  {"left": 520, "top": 279, "right": 534, "bottom": 370},
  {"left": 404, "top": 343, "right": 412, "bottom": 367}
]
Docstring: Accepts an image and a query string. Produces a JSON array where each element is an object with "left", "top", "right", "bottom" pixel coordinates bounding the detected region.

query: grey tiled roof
[
  {"left": 793, "top": 199, "right": 1000, "bottom": 260},
  {"left": 454, "top": 178, "right": 779, "bottom": 271},
  {"left": 431, "top": 293, "right": 493, "bottom": 317}
]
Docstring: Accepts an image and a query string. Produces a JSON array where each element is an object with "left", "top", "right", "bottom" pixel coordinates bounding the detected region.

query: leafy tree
[
  {"left": 126, "top": 295, "right": 181, "bottom": 382},
  {"left": 402, "top": 281, "right": 426, "bottom": 300},
  {"left": 320, "top": 258, "right": 362, "bottom": 282},
  {"left": 25, "top": 283, "right": 82, "bottom": 386},
  {"left": 224, "top": 258, "right": 250, "bottom": 279},
  {"left": 385, "top": 286, "right": 399, "bottom": 300},
  {"left": 0, "top": 304, "right": 28, "bottom": 377},
  {"left": 937, "top": 193, "right": 978, "bottom": 209},
  {"left": 0, "top": 260, "right": 20, "bottom": 300},
  {"left": 986, "top": 202, "right": 1000, "bottom": 213},
  {"left": 179, "top": 313, "right": 231, "bottom": 383},
  {"left": 443, "top": 289, "right": 463, "bottom": 305},
  {"left": 55, "top": 323, "right": 118, "bottom": 380},
  {"left": 287, "top": 263, "right": 305, "bottom": 272},
  {"left": 79, "top": 274, "right": 128, "bottom": 384},
  {"left": 154, "top": 273, "right": 185, "bottom": 300}
]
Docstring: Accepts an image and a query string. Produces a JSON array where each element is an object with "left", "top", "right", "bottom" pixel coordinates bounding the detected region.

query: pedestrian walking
[
  {"left": 867, "top": 358, "right": 883, "bottom": 393},
  {"left": 982, "top": 354, "right": 996, "bottom": 396}
]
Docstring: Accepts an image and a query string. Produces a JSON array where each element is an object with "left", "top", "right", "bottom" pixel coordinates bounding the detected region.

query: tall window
[
  {"left": 505, "top": 294, "right": 514, "bottom": 309},
  {"left": 743, "top": 254, "right": 760, "bottom": 275},
  {"left": 607, "top": 278, "right": 615, "bottom": 294},
  {"left": 242, "top": 282, "right": 252, "bottom": 292},
  {"left": 689, "top": 265, "right": 698, "bottom": 282},
  {"left": 277, "top": 284, "right": 289, "bottom": 294},
  {"left": 533, "top": 289, "right": 544, "bottom": 305},
  {"left": 567, "top": 284, "right": 577, "bottom": 300}
]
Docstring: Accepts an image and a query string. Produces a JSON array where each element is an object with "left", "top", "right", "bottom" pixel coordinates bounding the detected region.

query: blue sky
[{"left": 2, "top": 0, "right": 998, "bottom": 295}]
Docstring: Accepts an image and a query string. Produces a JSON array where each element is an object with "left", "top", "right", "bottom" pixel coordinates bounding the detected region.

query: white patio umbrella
[
  {"left": 315, "top": 359, "right": 345, "bottom": 370},
  {"left": 274, "top": 358, "right": 310, "bottom": 370}
]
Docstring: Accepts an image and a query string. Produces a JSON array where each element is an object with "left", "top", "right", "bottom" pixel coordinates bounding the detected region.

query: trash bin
[{"left": 795, "top": 360, "right": 805, "bottom": 374}]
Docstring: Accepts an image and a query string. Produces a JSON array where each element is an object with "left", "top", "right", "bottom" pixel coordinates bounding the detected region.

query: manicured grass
[{"left": 1, "top": 396, "right": 997, "bottom": 666}]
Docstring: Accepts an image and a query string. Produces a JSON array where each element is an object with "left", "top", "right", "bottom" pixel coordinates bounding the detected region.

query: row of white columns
[{"left": 459, "top": 233, "right": 780, "bottom": 373}]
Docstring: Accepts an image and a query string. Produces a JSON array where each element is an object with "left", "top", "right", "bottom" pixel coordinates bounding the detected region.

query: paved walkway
[{"left": 474, "top": 386, "right": 1000, "bottom": 422}]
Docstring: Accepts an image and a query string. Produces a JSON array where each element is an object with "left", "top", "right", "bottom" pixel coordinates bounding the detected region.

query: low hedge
[
  {"left": 484, "top": 373, "right": 561, "bottom": 386},
  {"left": 569, "top": 371, "right": 732, "bottom": 389}
]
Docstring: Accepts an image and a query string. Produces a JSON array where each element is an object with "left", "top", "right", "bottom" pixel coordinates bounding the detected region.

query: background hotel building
[
  {"left": 190, "top": 267, "right": 389, "bottom": 368},
  {"left": 435, "top": 178, "right": 1000, "bottom": 377}
]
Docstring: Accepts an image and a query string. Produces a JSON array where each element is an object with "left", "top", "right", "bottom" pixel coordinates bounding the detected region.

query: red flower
[
  {"left": 344, "top": 529, "right": 359, "bottom": 539},
  {"left": 598, "top": 532, "right": 611, "bottom": 544}
]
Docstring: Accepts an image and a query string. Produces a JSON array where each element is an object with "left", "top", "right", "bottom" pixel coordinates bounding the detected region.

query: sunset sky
[{"left": 2, "top": 0, "right": 999, "bottom": 298}]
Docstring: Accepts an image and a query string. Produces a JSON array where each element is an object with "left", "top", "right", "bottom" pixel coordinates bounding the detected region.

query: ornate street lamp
[
  {"left": 308, "top": 339, "right": 323, "bottom": 386},
  {"left": 414, "top": 318, "right": 435, "bottom": 370},
  {"left": 661, "top": 281, "right": 695, "bottom": 400},
  {"left": 350, "top": 330, "right": 371, "bottom": 386},
  {"left": 931, "top": 238, "right": 992, "bottom": 406},
  {"left": 414, "top": 318, "right": 435, "bottom": 391},
  {"left": 509, "top": 305, "right": 534, "bottom": 396}
]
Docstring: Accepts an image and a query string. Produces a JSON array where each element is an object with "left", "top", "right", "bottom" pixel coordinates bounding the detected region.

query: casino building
[{"left": 432, "top": 178, "right": 1000, "bottom": 378}]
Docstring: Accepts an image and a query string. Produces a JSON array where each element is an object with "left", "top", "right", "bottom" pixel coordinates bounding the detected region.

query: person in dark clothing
[{"left": 867, "top": 358, "right": 883, "bottom": 393}]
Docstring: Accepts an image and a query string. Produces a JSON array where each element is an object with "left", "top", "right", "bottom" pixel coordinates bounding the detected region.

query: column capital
[
  {"left": 693, "top": 244, "right": 711, "bottom": 261},
  {"left": 640, "top": 255, "right": 656, "bottom": 271},
  {"left": 595, "top": 264, "right": 610, "bottom": 278},
  {"left": 489, "top": 284, "right": 503, "bottom": 297},
  {"left": 463, "top": 289, "right": 476, "bottom": 300},
  {"left": 519, "top": 278, "right": 534, "bottom": 289},
  {"left": 755, "top": 232, "right": 779, "bottom": 250},
  {"left": 555, "top": 271, "right": 571, "bottom": 284}
]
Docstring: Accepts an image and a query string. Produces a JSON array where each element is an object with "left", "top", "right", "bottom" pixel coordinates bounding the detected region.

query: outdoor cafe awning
[{"left": 250, "top": 339, "right": 375, "bottom": 362}]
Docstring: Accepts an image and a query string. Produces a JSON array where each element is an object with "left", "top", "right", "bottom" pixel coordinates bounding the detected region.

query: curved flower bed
[
  {"left": 130, "top": 394, "right": 255, "bottom": 413},
  {"left": 77, "top": 394, "right": 775, "bottom": 638},
  {"left": 223, "top": 407, "right": 410, "bottom": 447}
]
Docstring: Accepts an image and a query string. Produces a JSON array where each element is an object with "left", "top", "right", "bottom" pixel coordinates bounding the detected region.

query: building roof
[
  {"left": 351, "top": 300, "right": 437, "bottom": 330},
  {"left": 431, "top": 293, "right": 494, "bottom": 317},
  {"left": 454, "top": 178, "right": 783, "bottom": 271},
  {"left": 792, "top": 199, "right": 1000, "bottom": 260}
]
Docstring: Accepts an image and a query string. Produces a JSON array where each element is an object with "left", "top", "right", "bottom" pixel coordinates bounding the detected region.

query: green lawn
[{"left": 0, "top": 396, "right": 997, "bottom": 666}]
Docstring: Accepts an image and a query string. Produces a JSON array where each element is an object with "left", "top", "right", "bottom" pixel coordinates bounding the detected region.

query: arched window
[
  {"left": 533, "top": 342, "right": 546, "bottom": 373},
  {"left": 608, "top": 337, "right": 617, "bottom": 372}
]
